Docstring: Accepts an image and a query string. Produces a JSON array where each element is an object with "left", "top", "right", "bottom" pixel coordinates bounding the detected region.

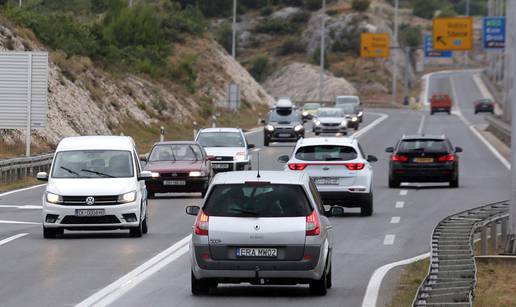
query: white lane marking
[
  {"left": 361, "top": 252, "right": 430, "bottom": 307},
  {"left": 395, "top": 201, "right": 405, "bottom": 208},
  {"left": 450, "top": 77, "right": 510, "bottom": 170},
  {"left": 390, "top": 217, "right": 401, "bottom": 224},
  {"left": 0, "top": 233, "right": 29, "bottom": 246},
  {"left": 383, "top": 235, "right": 395, "bottom": 245},
  {"left": 399, "top": 190, "right": 408, "bottom": 196},
  {"left": 400, "top": 182, "right": 409, "bottom": 186},
  {"left": 417, "top": 114, "right": 426, "bottom": 134},
  {"left": 76, "top": 235, "right": 191, "bottom": 307},
  {"left": 0, "top": 184, "right": 46, "bottom": 198},
  {"left": 351, "top": 112, "right": 389, "bottom": 138},
  {"left": 0, "top": 220, "right": 40, "bottom": 225},
  {"left": 0, "top": 205, "right": 42, "bottom": 209}
]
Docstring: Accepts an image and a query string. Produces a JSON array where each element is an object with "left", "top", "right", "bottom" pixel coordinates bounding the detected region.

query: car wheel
[
  {"left": 326, "top": 261, "right": 332, "bottom": 289},
  {"left": 450, "top": 176, "right": 459, "bottom": 188},
  {"left": 315, "top": 132, "right": 320, "bottom": 136},
  {"left": 129, "top": 220, "right": 143, "bottom": 237},
  {"left": 354, "top": 126, "right": 359, "bottom": 131},
  {"left": 361, "top": 193, "right": 373, "bottom": 217},
  {"left": 389, "top": 177, "right": 400, "bottom": 188},
  {"left": 309, "top": 263, "right": 328, "bottom": 295},
  {"left": 191, "top": 271, "right": 210, "bottom": 295},
  {"left": 147, "top": 191, "right": 155, "bottom": 199},
  {"left": 142, "top": 214, "right": 148, "bottom": 234},
  {"left": 43, "top": 227, "right": 58, "bottom": 239},
  {"left": 430, "top": 110, "right": 434, "bottom": 115},
  {"left": 447, "top": 110, "right": 451, "bottom": 115}
]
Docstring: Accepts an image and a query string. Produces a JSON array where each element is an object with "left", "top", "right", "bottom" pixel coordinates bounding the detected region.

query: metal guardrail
[
  {"left": 485, "top": 115, "right": 511, "bottom": 146},
  {"left": 0, "top": 153, "right": 53, "bottom": 185},
  {"left": 413, "top": 201, "right": 510, "bottom": 307}
]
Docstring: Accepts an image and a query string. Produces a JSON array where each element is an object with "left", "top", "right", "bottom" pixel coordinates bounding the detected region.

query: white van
[{"left": 37, "top": 136, "right": 152, "bottom": 238}]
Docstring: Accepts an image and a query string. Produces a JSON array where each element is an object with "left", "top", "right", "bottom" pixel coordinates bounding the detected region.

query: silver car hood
[{"left": 318, "top": 117, "right": 347, "bottom": 124}]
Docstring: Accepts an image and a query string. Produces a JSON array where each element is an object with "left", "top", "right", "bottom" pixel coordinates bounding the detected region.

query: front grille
[
  {"left": 160, "top": 172, "right": 189, "bottom": 178},
  {"left": 61, "top": 195, "right": 120, "bottom": 206},
  {"left": 322, "top": 123, "right": 339, "bottom": 127},
  {"left": 213, "top": 156, "right": 233, "bottom": 161},
  {"left": 61, "top": 215, "right": 120, "bottom": 224}
]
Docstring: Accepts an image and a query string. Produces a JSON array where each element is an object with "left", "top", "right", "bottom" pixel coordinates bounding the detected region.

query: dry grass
[
  {"left": 0, "top": 176, "right": 40, "bottom": 193},
  {"left": 474, "top": 261, "right": 516, "bottom": 307},
  {"left": 387, "top": 258, "right": 429, "bottom": 307}
]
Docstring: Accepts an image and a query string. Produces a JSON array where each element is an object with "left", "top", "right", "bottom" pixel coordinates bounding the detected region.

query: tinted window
[
  {"left": 318, "top": 109, "right": 344, "bottom": 117},
  {"left": 398, "top": 139, "right": 450, "bottom": 153},
  {"left": 295, "top": 145, "right": 358, "bottom": 161},
  {"left": 336, "top": 97, "right": 359, "bottom": 105},
  {"left": 338, "top": 104, "right": 357, "bottom": 113},
  {"left": 268, "top": 109, "right": 300, "bottom": 122},
  {"left": 52, "top": 150, "right": 134, "bottom": 178},
  {"left": 149, "top": 144, "right": 203, "bottom": 161},
  {"left": 203, "top": 184, "right": 312, "bottom": 217},
  {"left": 197, "top": 132, "right": 244, "bottom": 147}
]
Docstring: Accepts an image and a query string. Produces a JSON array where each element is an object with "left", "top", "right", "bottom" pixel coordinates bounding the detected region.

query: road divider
[{"left": 0, "top": 205, "right": 42, "bottom": 209}]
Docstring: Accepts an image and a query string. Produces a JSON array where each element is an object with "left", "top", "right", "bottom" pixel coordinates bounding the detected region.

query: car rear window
[
  {"left": 295, "top": 145, "right": 358, "bottom": 161},
  {"left": 203, "top": 184, "right": 312, "bottom": 217},
  {"left": 398, "top": 139, "right": 449, "bottom": 153}
]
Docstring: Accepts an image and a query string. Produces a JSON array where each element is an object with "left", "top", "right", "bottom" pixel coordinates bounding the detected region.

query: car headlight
[
  {"left": 189, "top": 171, "right": 205, "bottom": 177},
  {"left": 118, "top": 191, "right": 137, "bottom": 203},
  {"left": 151, "top": 172, "right": 160, "bottom": 178},
  {"left": 294, "top": 124, "right": 304, "bottom": 132},
  {"left": 341, "top": 121, "right": 348, "bottom": 126},
  {"left": 265, "top": 125, "right": 274, "bottom": 132},
  {"left": 315, "top": 121, "right": 321, "bottom": 126},
  {"left": 302, "top": 111, "right": 308, "bottom": 116},
  {"left": 46, "top": 192, "right": 62, "bottom": 204},
  {"left": 235, "top": 151, "right": 247, "bottom": 161},
  {"left": 358, "top": 111, "right": 363, "bottom": 117},
  {"left": 351, "top": 117, "right": 358, "bottom": 122}
]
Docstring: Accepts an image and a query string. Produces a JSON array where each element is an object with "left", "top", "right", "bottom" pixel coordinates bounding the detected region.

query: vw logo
[
  {"left": 85, "top": 197, "right": 95, "bottom": 205},
  {"left": 254, "top": 225, "right": 260, "bottom": 231},
  {"left": 323, "top": 167, "right": 330, "bottom": 171}
]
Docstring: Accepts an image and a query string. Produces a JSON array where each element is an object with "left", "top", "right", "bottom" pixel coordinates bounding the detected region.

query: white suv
[
  {"left": 37, "top": 136, "right": 152, "bottom": 238},
  {"left": 280, "top": 137, "right": 377, "bottom": 216}
]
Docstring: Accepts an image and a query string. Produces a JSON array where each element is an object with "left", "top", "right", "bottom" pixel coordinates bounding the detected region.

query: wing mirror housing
[
  {"left": 247, "top": 144, "right": 255, "bottom": 149},
  {"left": 207, "top": 155, "right": 216, "bottom": 161},
  {"left": 186, "top": 205, "right": 200, "bottom": 216},
  {"left": 139, "top": 154, "right": 148, "bottom": 162},
  {"left": 385, "top": 147, "right": 394, "bottom": 153},
  {"left": 367, "top": 155, "right": 378, "bottom": 163},
  {"left": 260, "top": 119, "right": 266, "bottom": 124},
  {"left": 454, "top": 146, "right": 463, "bottom": 153},
  {"left": 277, "top": 155, "right": 290, "bottom": 163},
  {"left": 36, "top": 172, "right": 48, "bottom": 181},
  {"left": 138, "top": 171, "right": 153, "bottom": 181}
]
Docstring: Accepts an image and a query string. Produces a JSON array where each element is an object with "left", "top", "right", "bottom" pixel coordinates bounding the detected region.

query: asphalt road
[{"left": 0, "top": 70, "right": 509, "bottom": 307}]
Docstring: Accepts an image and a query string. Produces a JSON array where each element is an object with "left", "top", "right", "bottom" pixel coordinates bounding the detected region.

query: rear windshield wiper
[
  {"left": 410, "top": 147, "right": 426, "bottom": 152},
  {"left": 60, "top": 166, "right": 80, "bottom": 176},
  {"left": 80, "top": 169, "right": 115, "bottom": 178},
  {"left": 230, "top": 208, "right": 260, "bottom": 216}
]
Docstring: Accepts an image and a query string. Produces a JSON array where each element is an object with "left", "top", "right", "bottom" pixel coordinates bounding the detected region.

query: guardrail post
[
  {"left": 491, "top": 222, "right": 498, "bottom": 253},
  {"left": 481, "top": 226, "right": 488, "bottom": 255},
  {"left": 502, "top": 217, "right": 509, "bottom": 245}
]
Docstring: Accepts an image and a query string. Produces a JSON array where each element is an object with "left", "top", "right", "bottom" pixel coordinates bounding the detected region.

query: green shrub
[
  {"left": 260, "top": 5, "right": 273, "bottom": 16},
  {"left": 278, "top": 37, "right": 306, "bottom": 55},
  {"left": 351, "top": 0, "right": 370, "bottom": 12},
  {"left": 249, "top": 54, "right": 271, "bottom": 82},
  {"left": 305, "top": 0, "right": 322, "bottom": 11},
  {"left": 215, "top": 21, "right": 234, "bottom": 54},
  {"left": 255, "top": 18, "right": 295, "bottom": 34},
  {"left": 399, "top": 24, "right": 422, "bottom": 48},
  {"left": 167, "top": 54, "right": 198, "bottom": 92},
  {"left": 291, "top": 10, "right": 311, "bottom": 23}
]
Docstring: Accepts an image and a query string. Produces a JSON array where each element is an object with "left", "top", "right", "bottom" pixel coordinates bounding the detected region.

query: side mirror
[
  {"left": 186, "top": 205, "right": 200, "bottom": 216},
  {"left": 327, "top": 206, "right": 345, "bottom": 217},
  {"left": 367, "top": 155, "right": 378, "bottom": 163},
  {"left": 454, "top": 147, "right": 463, "bottom": 153},
  {"left": 385, "top": 147, "right": 394, "bottom": 153},
  {"left": 277, "top": 155, "right": 290, "bottom": 163},
  {"left": 139, "top": 154, "right": 148, "bottom": 162},
  {"left": 36, "top": 172, "right": 48, "bottom": 181},
  {"left": 260, "top": 119, "right": 266, "bottom": 124},
  {"left": 247, "top": 144, "right": 255, "bottom": 149},
  {"left": 138, "top": 171, "right": 152, "bottom": 181}
]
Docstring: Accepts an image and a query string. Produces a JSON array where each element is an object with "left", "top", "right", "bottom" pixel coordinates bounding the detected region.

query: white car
[
  {"left": 313, "top": 108, "right": 348, "bottom": 135},
  {"left": 37, "top": 136, "right": 152, "bottom": 238},
  {"left": 195, "top": 128, "right": 254, "bottom": 172},
  {"left": 279, "top": 137, "right": 377, "bottom": 216}
]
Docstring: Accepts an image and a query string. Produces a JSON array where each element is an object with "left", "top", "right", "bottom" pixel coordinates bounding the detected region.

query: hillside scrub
[{"left": 386, "top": 0, "right": 486, "bottom": 19}]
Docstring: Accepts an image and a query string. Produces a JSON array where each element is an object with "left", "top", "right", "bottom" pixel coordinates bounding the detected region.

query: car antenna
[{"left": 256, "top": 151, "right": 261, "bottom": 178}]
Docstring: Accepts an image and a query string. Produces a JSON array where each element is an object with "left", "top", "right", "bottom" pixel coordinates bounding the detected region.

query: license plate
[
  {"left": 212, "top": 163, "right": 230, "bottom": 169},
  {"left": 414, "top": 157, "right": 434, "bottom": 163},
  {"left": 75, "top": 209, "right": 105, "bottom": 217},
  {"left": 236, "top": 248, "right": 278, "bottom": 258},
  {"left": 314, "top": 177, "right": 340, "bottom": 185},
  {"left": 278, "top": 133, "right": 291, "bottom": 137},
  {"left": 163, "top": 180, "right": 186, "bottom": 186}
]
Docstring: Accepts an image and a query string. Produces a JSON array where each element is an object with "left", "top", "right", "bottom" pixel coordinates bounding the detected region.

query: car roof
[
  {"left": 198, "top": 127, "right": 242, "bottom": 133},
  {"left": 56, "top": 136, "right": 135, "bottom": 151},
  {"left": 297, "top": 137, "right": 356, "bottom": 146},
  {"left": 153, "top": 141, "right": 200, "bottom": 146},
  {"left": 401, "top": 134, "right": 447, "bottom": 140},
  {"left": 211, "top": 171, "right": 308, "bottom": 185}
]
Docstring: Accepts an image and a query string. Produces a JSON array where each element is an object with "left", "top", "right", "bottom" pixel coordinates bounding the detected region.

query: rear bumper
[
  {"left": 146, "top": 177, "right": 209, "bottom": 193},
  {"left": 319, "top": 191, "right": 370, "bottom": 207},
  {"left": 390, "top": 165, "right": 456, "bottom": 182}
]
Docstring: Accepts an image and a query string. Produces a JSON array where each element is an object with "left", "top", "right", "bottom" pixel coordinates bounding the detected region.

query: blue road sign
[
  {"left": 424, "top": 35, "right": 452, "bottom": 58},
  {"left": 483, "top": 17, "right": 506, "bottom": 49}
]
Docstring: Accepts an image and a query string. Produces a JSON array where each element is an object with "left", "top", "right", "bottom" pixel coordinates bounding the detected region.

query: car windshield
[
  {"left": 197, "top": 132, "right": 245, "bottom": 147},
  {"left": 398, "top": 139, "right": 449, "bottom": 153},
  {"left": 51, "top": 150, "right": 134, "bottom": 178},
  {"left": 204, "top": 184, "right": 312, "bottom": 217},
  {"left": 269, "top": 109, "right": 300, "bottom": 122},
  {"left": 295, "top": 145, "right": 358, "bottom": 161},
  {"left": 318, "top": 109, "right": 343, "bottom": 117},
  {"left": 338, "top": 104, "right": 356, "bottom": 113},
  {"left": 149, "top": 144, "right": 203, "bottom": 162},
  {"left": 336, "top": 97, "right": 359, "bottom": 105},
  {"left": 303, "top": 103, "right": 321, "bottom": 110}
]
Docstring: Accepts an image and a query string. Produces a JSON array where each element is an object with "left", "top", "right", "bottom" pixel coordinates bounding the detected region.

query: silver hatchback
[{"left": 186, "top": 171, "right": 339, "bottom": 295}]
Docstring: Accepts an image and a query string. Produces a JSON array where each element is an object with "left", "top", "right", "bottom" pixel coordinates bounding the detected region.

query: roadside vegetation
[
  {"left": 0, "top": 176, "right": 39, "bottom": 193},
  {"left": 386, "top": 258, "right": 429, "bottom": 307},
  {"left": 475, "top": 261, "right": 516, "bottom": 306},
  {"left": 386, "top": 0, "right": 486, "bottom": 19}
]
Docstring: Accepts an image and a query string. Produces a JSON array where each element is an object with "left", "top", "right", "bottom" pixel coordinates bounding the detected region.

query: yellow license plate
[{"left": 414, "top": 157, "right": 433, "bottom": 163}]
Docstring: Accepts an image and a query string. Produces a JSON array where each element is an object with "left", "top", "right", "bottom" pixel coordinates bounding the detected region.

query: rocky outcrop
[{"left": 263, "top": 62, "right": 356, "bottom": 101}]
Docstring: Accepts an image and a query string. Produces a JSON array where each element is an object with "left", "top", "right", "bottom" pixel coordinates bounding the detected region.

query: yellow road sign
[
  {"left": 360, "top": 33, "right": 390, "bottom": 58},
  {"left": 432, "top": 17, "right": 473, "bottom": 51}
]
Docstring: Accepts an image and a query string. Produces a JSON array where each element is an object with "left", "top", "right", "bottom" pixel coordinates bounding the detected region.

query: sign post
[
  {"left": 432, "top": 17, "right": 473, "bottom": 51},
  {"left": 360, "top": 33, "right": 390, "bottom": 58},
  {"left": 482, "top": 16, "right": 506, "bottom": 49}
]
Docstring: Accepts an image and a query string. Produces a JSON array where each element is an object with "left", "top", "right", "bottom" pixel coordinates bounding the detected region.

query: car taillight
[
  {"left": 306, "top": 210, "right": 320, "bottom": 236},
  {"left": 438, "top": 154, "right": 455, "bottom": 162},
  {"left": 288, "top": 163, "right": 308, "bottom": 170},
  {"left": 391, "top": 155, "right": 409, "bottom": 162},
  {"left": 344, "top": 163, "right": 365, "bottom": 170},
  {"left": 194, "top": 209, "right": 209, "bottom": 236}
]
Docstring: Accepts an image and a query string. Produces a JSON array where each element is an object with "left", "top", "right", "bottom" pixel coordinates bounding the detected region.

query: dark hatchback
[
  {"left": 263, "top": 108, "right": 305, "bottom": 146},
  {"left": 474, "top": 98, "right": 494, "bottom": 114},
  {"left": 142, "top": 142, "right": 212, "bottom": 198},
  {"left": 386, "top": 135, "right": 462, "bottom": 188}
]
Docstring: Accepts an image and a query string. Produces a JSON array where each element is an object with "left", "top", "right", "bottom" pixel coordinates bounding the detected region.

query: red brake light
[
  {"left": 306, "top": 210, "right": 320, "bottom": 236},
  {"left": 194, "top": 209, "right": 209, "bottom": 236},
  {"left": 391, "top": 155, "right": 409, "bottom": 162},
  {"left": 438, "top": 154, "right": 455, "bottom": 162},
  {"left": 344, "top": 163, "right": 365, "bottom": 170},
  {"left": 288, "top": 163, "right": 308, "bottom": 170}
]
